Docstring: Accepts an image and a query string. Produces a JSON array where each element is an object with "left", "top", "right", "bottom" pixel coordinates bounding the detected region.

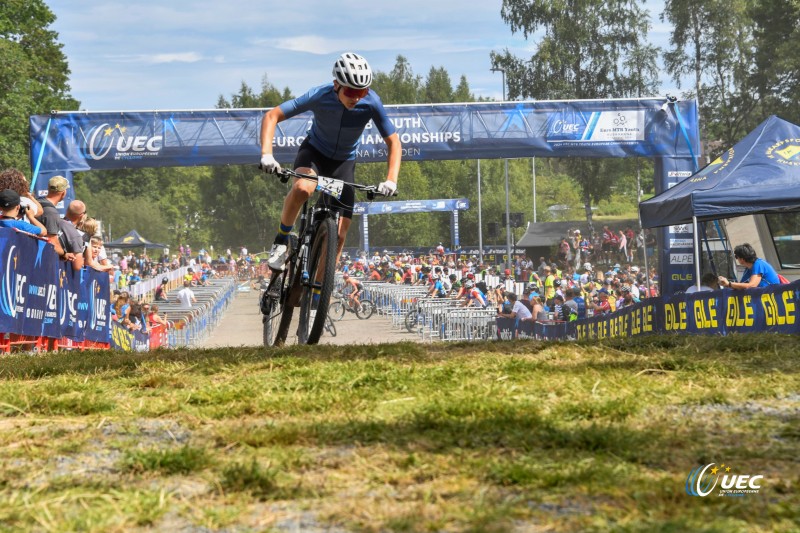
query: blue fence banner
[
  {"left": 354, "top": 198, "right": 469, "bottom": 216},
  {"left": 0, "top": 228, "right": 111, "bottom": 344},
  {"left": 110, "top": 321, "right": 149, "bottom": 351},
  {"left": 0, "top": 228, "right": 61, "bottom": 338},
  {"left": 574, "top": 282, "right": 799, "bottom": 341}
]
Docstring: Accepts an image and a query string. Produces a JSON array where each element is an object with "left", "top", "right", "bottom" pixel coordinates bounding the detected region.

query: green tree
[
  {"left": 491, "top": 0, "right": 657, "bottom": 231},
  {"left": 422, "top": 67, "right": 454, "bottom": 103},
  {"left": 750, "top": 0, "right": 800, "bottom": 125},
  {"left": 371, "top": 55, "right": 422, "bottom": 104},
  {"left": 661, "top": 0, "right": 759, "bottom": 155},
  {"left": 0, "top": 0, "right": 78, "bottom": 172}
]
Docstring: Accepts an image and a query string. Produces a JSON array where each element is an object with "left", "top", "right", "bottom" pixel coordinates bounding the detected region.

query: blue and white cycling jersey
[{"left": 278, "top": 83, "right": 396, "bottom": 161}]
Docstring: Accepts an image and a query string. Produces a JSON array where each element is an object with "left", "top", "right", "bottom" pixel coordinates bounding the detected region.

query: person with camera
[{"left": 0, "top": 189, "right": 47, "bottom": 235}]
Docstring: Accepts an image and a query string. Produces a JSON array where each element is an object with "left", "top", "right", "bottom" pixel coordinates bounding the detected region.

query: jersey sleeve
[
  {"left": 278, "top": 84, "right": 327, "bottom": 119},
  {"left": 369, "top": 92, "right": 397, "bottom": 139}
]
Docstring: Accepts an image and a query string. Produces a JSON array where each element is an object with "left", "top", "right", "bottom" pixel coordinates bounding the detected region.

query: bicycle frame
[{"left": 261, "top": 167, "right": 394, "bottom": 345}]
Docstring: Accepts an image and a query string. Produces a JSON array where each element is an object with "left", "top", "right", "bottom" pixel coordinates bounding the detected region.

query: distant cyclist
[
  {"left": 341, "top": 273, "right": 364, "bottom": 309},
  {"left": 260, "top": 52, "right": 402, "bottom": 278}
]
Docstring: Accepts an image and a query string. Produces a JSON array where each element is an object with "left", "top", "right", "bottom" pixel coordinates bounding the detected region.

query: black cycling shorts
[{"left": 294, "top": 138, "right": 356, "bottom": 219}]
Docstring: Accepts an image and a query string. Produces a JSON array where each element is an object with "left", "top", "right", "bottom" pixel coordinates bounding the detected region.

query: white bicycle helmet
[{"left": 332, "top": 52, "right": 373, "bottom": 89}]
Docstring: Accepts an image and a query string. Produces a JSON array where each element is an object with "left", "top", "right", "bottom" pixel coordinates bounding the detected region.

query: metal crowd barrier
[
  {"left": 149, "top": 278, "right": 237, "bottom": 347},
  {"left": 331, "top": 276, "right": 501, "bottom": 343}
]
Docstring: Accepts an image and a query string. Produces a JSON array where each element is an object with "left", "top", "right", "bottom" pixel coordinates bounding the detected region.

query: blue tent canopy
[{"left": 640, "top": 115, "right": 800, "bottom": 228}]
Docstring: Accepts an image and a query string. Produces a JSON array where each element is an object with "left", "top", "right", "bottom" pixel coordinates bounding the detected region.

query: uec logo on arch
[
  {"left": 84, "top": 123, "right": 163, "bottom": 161},
  {"left": 685, "top": 463, "right": 764, "bottom": 497}
]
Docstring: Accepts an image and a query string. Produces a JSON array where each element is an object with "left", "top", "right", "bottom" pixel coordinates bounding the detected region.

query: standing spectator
[
  {"left": 0, "top": 168, "right": 43, "bottom": 221},
  {"left": 617, "top": 230, "right": 628, "bottom": 265},
  {"left": 176, "top": 280, "right": 197, "bottom": 309},
  {"left": 36, "top": 176, "right": 72, "bottom": 260},
  {"left": 147, "top": 304, "right": 170, "bottom": 328},
  {"left": 56, "top": 200, "right": 87, "bottom": 270}
]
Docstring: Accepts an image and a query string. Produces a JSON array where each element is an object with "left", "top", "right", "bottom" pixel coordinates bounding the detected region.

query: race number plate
[{"left": 316, "top": 176, "right": 344, "bottom": 199}]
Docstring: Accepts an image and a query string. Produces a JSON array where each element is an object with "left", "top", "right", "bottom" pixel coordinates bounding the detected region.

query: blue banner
[
  {"left": 0, "top": 228, "right": 111, "bottom": 343},
  {"left": 573, "top": 282, "right": 799, "bottom": 341},
  {"left": 29, "top": 100, "right": 699, "bottom": 172}
]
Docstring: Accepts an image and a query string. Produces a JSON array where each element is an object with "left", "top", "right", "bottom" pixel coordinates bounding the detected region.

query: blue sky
[{"left": 48, "top": 0, "right": 677, "bottom": 112}]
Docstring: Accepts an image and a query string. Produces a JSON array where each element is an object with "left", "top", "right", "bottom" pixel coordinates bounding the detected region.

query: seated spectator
[
  {"left": 719, "top": 243, "right": 781, "bottom": 289},
  {"left": 154, "top": 277, "right": 169, "bottom": 301},
  {"left": 498, "top": 292, "right": 533, "bottom": 322},
  {"left": 686, "top": 272, "right": 719, "bottom": 294},
  {"left": 0, "top": 189, "right": 47, "bottom": 236}
]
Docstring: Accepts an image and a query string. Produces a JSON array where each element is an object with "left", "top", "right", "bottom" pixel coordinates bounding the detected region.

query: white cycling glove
[
  {"left": 377, "top": 180, "right": 397, "bottom": 196},
  {"left": 260, "top": 154, "right": 281, "bottom": 174}
]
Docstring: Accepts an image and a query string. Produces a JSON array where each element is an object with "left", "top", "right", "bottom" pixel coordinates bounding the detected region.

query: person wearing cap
[
  {"left": 520, "top": 285, "right": 535, "bottom": 313},
  {"left": 0, "top": 189, "right": 47, "bottom": 235},
  {"left": 35, "top": 175, "right": 73, "bottom": 260},
  {"left": 589, "top": 288, "right": 613, "bottom": 315},
  {"left": 543, "top": 265, "right": 555, "bottom": 302}
]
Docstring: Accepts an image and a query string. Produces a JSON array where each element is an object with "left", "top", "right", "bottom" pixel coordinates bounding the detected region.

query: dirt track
[{"left": 198, "top": 287, "right": 421, "bottom": 348}]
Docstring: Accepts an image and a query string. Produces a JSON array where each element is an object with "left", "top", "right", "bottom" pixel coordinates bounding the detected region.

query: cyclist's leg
[{"left": 269, "top": 141, "right": 319, "bottom": 268}]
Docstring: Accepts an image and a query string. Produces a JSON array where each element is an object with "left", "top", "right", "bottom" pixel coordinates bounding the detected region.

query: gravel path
[{"left": 198, "top": 287, "right": 421, "bottom": 348}]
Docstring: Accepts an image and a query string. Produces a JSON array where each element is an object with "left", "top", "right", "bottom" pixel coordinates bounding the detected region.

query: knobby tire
[{"left": 297, "top": 216, "right": 337, "bottom": 344}]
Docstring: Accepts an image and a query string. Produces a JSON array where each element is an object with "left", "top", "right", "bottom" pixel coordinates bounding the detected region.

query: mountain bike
[
  {"left": 260, "top": 168, "right": 392, "bottom": 346},
  {"left": 328, "top": 290, "right": 375, "bottom": 320}
]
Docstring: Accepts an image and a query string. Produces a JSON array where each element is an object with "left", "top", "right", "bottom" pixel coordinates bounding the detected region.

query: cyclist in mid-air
[{"left": 260, "top": 52, "right": 402, "bottom": 288}]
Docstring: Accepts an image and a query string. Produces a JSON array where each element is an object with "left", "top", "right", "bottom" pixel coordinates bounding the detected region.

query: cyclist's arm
[
  {"left": 260, "top": 107, "right": 286, "bottom": 157},
  {"left": 383, "top": 132, "right": 402, "bottom": 184}
]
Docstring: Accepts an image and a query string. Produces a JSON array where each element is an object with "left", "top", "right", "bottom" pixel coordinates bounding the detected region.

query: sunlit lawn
[{"left": 0, "top": 335, "right": 797, "bottom": 532}]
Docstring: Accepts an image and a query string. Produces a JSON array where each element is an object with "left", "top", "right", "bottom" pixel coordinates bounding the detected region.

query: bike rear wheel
[
  {"left": 297, "top": 216, "right": 337, "bottom": 344},
  {"left": 262, "top": 236, "right": 298, "bottom": 347},
  {"left": 356, "top": 299, "right": 375, "bottom": 319},
  {"left": 405, "top": 306, "right": 421, "bottom": 333}
]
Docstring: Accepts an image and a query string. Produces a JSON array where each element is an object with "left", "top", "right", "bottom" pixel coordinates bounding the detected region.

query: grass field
[{"left": 0, "top": 334, "right": 797, "bottom": 532}]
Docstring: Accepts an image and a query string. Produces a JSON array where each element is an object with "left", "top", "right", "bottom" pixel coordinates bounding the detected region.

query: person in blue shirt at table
[
  {"left": 718, "top": 243, "right": 781, "bottom": 289},
  {"left": 0, "top": 189, "right": 47, "bottom": 236}
]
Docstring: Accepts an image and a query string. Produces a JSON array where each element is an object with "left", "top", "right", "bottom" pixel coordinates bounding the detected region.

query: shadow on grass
[
  {"left": 1, "top": 334, "right": 796, "bottom": 380},
  {"left": 235, "top": 401, "right": 657, "bottom": 461}
]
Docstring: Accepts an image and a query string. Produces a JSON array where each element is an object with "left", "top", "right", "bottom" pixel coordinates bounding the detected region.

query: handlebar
[{"left": 259, "top": 165, "right": 397, "bottom": 200}]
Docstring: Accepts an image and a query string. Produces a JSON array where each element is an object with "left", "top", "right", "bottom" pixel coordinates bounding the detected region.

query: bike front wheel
[
  {"left": 297, "top": 216, "right": 337, "bottom": 344},
  {"left": 328, "top": 300, "right": 345, "bottom": 321},
  {"left": 324, "top": 315, "right": 337, "bottom": 337}
]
